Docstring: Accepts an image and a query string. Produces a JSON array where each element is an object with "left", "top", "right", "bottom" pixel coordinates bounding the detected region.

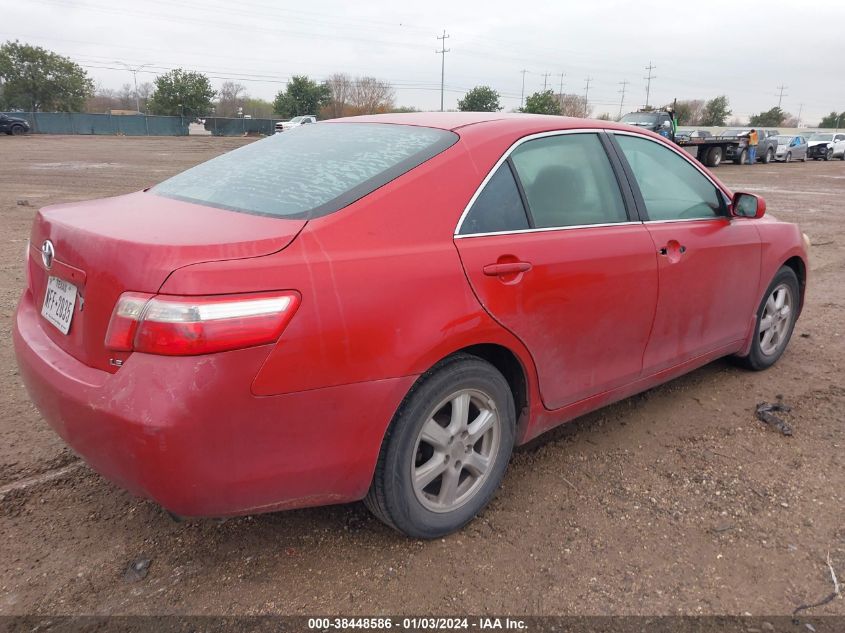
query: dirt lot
[{"left": 0, "top": 135, "right": 843, "bottom": 617}]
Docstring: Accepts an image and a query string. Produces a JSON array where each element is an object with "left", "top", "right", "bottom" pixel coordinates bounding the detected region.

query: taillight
[{"left": 105, "top": 291, "right": 300, "bottom": 356}]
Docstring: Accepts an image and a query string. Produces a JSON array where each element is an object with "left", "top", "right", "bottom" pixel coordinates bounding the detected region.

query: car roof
[{"left": 324, "top": 111, "right": 648, "bottom": 134}]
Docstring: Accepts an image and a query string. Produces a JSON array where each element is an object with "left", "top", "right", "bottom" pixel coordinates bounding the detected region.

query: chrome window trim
[
  {"left": 454, "top": 128, "right": 625, "bottom": 237},
  {"left": 608, "top": 129, "right": 733, "bottom": 223},
  {"left": 454, "top": 221, "right": 641, "bottom": 240}
]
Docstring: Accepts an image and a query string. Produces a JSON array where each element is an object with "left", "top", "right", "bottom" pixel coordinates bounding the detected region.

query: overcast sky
[{"left": 3, "top": 0, "right": 843, "bottom": 125}]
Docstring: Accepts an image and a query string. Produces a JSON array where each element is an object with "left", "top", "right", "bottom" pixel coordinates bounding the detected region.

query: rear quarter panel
[{"left": 160, "top": 134, "right": 542, "bottom": 418}]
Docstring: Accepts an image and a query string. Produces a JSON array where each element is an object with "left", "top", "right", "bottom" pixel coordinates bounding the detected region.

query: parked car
[
  {"left": 675, "top": 129, "right": 713, "bottom": 142},
  {"left": 719, "top": 128, "right": 779, "bottom": 164},
  {"left": 807, "top": 132, "right": 845, "bottom": 160},
  {"left": 274, "top": 115, "right": 317, "bottom": 133},
  {"left": 0, "top": 113, "right": 30, "bottom": 135},
  {"left": 14, "top": 113, "right": 809, "bottom": 538},
  {"left": 773, "top": 135, "right": 808, "bottom": 162}
]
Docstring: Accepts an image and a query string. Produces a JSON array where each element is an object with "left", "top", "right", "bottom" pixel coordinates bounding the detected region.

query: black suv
[{"left": 0, "top": 114, "right": 31, "bottom": 135}]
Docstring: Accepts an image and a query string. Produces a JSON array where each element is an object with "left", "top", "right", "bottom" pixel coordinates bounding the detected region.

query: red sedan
[{"left": 14, "top": 113, "right": 808, "bottom": 538}]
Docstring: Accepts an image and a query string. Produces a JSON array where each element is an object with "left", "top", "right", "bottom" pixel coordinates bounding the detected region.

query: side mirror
[{"left": 732, "top": 192, "right": 766, "bottom": 219}]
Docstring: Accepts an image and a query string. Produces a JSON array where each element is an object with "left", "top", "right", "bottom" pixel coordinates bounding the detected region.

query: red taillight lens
[{"left": 105, "top": 291, "right": 300, "bottom": 356}]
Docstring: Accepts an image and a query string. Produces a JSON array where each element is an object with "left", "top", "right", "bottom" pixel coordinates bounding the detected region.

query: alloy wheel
[
  {"left": 411, "top": 389, "right": 501, "bottom": 513},
  {"left": 759, "top": 283, "right": 794, "bottom": 356}
]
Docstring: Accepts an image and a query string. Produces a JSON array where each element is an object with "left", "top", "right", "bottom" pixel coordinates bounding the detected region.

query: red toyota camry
[{"left": 14, "top": 113, "right": 808, "bottom": 538}]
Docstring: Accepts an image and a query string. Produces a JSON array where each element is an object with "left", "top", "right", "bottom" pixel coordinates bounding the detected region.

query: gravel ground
[{"left": 0, "top": 134, "right": 843, "bottom": 616}]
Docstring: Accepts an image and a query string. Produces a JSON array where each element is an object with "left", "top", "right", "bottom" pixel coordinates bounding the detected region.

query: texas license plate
[{"left": 41, "top": 276, "right": 77, "bottom": 334}]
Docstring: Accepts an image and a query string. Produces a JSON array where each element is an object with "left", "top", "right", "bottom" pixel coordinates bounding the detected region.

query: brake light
[{"left": 105, "top": 291, "right": 300, "bottom": 356}]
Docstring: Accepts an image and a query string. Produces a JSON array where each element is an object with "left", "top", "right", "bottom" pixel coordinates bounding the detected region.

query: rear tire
[
  {"left": 365, "top": 354, "right": 516, "bottom": 538},
  {"left": 736, "top": 266, "right": 800, "bottom": 371},
  {"left": 705, "top": 146, "right": 723, "bottom": 167}
]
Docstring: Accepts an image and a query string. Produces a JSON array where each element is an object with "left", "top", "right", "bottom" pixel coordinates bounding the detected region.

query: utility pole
[
  {"left": 558, "top": 72, "right": 565, "bottom": 96},
  {"left": 519, "top": 69, "right": 529, "bottom": 109},
  {"left": 797, "top": 103, "right": 804, "bottom": 127},
  {"left": 618, "top": 80, "right": 629, "bottom": 119},
  {"left": 115, "top": 61, "right": 152, "bottom": 112},
  {"left": 436, "top": 30, "right": 450, "bottom": 112},
  {"left": 775, "top": 85, "right": 788, "bottom": 109},
  {"left": 644, "top": 62, "right": 656, "bottom": 108},
  {"left": 583, "top": 77, "right": 592, "bottom": 118},
  {"left": 541, "top": 72, "right": 552, "bottom": 91}
]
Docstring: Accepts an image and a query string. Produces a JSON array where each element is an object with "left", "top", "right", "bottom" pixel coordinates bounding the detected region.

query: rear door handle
[{"left": 483, "top": 261, "right": 532, "bottom": 276}]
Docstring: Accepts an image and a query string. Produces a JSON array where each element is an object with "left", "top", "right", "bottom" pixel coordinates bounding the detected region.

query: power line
[
  {"left": 618, "top": 80, "right": 629, "bottom": 119},
  {"left": 435, "top": 30, "right": 450, "bottom": 112},
  {"left": 114, "top": 62, "right": 153, "bottom": 112},
  {"left": 644, "top": 62, "right": 656, "bottom": 108},
  {"left": 776, "top": 85, "right": 788, "bottom": 109},
  {"left": 583, "top": 77, "right": 592, "bottom": 117}
]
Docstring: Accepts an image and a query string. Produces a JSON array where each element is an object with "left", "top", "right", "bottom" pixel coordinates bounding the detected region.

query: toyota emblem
[{"left": 41, "top": 240, "right": 55, "bottom": 269}]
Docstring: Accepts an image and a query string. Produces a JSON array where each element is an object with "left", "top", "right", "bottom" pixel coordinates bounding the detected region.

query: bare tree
[
  {"left": 324, "top": 73, "right": 353, "bottom": 118},
  {"left": 217, "top": 81, "right": 247, "bottom": 117},
  {"left": 349, "top": 76, "right": 395, "bottom": 115},
  {"left": 85, "top": 87, "right": 118, "bottom": 113},
  {"left": 556, "top": 93, "right": 591, "bottom": 118},
  {"left": 117, "top": 83, "right": 135, "bottom": 110},
  {"left": 137, "top": 82, "right": 153, "bottom": 113}
]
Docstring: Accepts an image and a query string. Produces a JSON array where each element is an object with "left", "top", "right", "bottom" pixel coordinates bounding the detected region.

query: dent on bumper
[{"left": 13, "top": 291, "right": 415, "bottom": 516}]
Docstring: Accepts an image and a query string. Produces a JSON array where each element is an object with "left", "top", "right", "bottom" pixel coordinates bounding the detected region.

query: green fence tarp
[
  {"left": 203, "top": 117, "right": 283, "bottom": 136},
  {"left": 2, "top": 112, "right": 189, "bottom": 136}
]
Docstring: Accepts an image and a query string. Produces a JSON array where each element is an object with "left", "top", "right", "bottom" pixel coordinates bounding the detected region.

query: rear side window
[
  {"left": 510, "top": 133, "right": 628, "bottom": 228},
  {"left": 153, "top": 123, "right": 457, "bottom": 218},
  {"left": 458, "top": 163, "right": 529, "bottom": 235}
]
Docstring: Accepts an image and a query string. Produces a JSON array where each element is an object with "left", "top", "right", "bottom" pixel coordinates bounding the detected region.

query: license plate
[{"left": 41, "top": 276, "right": 77, "bottom": 335}]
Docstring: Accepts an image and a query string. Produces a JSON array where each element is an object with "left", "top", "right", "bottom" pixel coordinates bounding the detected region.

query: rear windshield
[{"left": 153, "top": 123, "right": 458, "bottom": 218}]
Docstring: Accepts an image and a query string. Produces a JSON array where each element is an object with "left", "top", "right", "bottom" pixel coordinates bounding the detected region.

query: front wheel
[
  {"left": 824, "top": 148, "right": 833, "bottom": 161},
  {"left": 736, "top": 266, "right": 800, "bottom": 371},
  {"left": 365, "top": 354, "right": 515, "bottom": 538},
  {"left": 10, "top": 125, "right": 25, "bottom": 136},
  {"left": 785, "top": 152, "right": 792, "bottom": 163},
  {"left": 734, "top": 148, "right": 747, "bottom": 165}
]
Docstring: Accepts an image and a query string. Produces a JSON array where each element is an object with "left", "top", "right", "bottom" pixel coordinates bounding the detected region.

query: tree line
[{"left": 2, "top": 40, "right": 843, "bottom": 128}]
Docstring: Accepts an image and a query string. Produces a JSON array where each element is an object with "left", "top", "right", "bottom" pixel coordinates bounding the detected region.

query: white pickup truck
[{"left": 275, "top": 115, "right": 317, "bottom": 133}]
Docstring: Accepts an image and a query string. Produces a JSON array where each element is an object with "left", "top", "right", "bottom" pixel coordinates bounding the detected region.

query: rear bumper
[{"left": 13, "top": 290, "right": 415, "bottom": 516}]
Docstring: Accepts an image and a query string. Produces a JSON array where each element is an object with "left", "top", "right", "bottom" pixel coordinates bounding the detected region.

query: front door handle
[{"left": 483, "top": 261, "right": 533, "bottom": 276}]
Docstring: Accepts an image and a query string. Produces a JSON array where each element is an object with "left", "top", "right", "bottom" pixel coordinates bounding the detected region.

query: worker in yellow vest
[{"left": 747, "top": 129, "right": 759, "bottom": 164}]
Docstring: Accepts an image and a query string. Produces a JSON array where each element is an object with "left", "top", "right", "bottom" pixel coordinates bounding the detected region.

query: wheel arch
[{"left": 782, "top": 255, "right": 806, "bottom": 314}]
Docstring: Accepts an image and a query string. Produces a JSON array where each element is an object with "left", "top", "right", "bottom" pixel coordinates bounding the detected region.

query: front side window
[
  {"left": 615, "top": 135, "right": 725, "bottom": 221},
  {"left": 458, "top": 163, "right": 529, "bottom": 235},
  {"left": 154, "top": 123, "right": 457, "bottom": 218},
  {"left": 509, "top": 133, "right": 628, "bottom": 228}
]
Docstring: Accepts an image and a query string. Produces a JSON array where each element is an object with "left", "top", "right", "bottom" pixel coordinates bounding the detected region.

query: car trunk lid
[{"left": 27, "top": 191, "right": 305, "bottom": 372}]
